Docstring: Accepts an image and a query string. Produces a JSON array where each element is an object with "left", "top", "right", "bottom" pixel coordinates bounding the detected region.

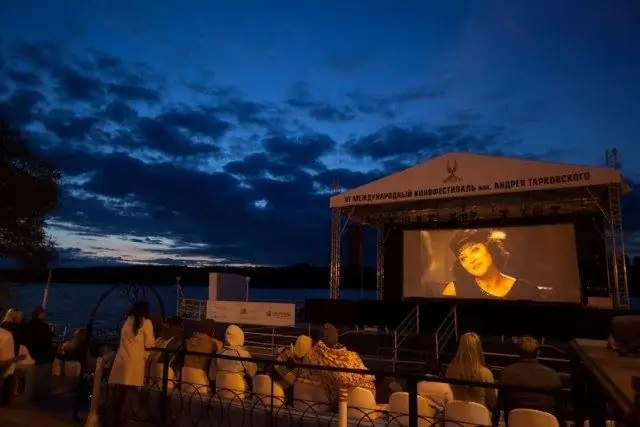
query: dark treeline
[
  {"left": 0, "top": 264, "right": 379, "bottom": 289},
  {"left": 1, "top": 258, "right": 640, "bottom": 295}
]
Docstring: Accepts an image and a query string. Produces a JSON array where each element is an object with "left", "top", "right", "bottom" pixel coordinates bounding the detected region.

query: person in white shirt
[
  {"left": 0, "top": 323, "right": 26, "bottom": 406},
  {"left": 107, "top": 301, "right": 154, "bottom": 427},
  {"left": 1, "top": 309, "right": 27, "bottom": 406}
]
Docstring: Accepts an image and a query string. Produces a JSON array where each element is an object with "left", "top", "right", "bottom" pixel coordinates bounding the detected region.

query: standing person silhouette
[{"left": 107, "top": 301, "right": 154, "bottom": 427}]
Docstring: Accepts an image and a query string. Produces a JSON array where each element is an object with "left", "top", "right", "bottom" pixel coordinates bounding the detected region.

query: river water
[
  {"left": 7, "top": 283, "right": 638, "bottom": 332},
  {"left": 7, "top": 283, "right": 377, "bottom": 330}
]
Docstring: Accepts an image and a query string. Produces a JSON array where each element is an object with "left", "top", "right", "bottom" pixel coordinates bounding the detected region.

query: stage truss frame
[{"left": 328, "top": 150, "right": 630, "bottom": 309}]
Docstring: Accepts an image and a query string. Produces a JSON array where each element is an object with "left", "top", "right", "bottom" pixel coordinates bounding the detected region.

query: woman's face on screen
[{"left": 458, "top": 242, "right": 493, "bottom": 277}]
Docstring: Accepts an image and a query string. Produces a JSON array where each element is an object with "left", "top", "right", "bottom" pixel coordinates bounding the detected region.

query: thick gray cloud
[{"left": 1, "top": 39, "right": 629, "bottom": 267}]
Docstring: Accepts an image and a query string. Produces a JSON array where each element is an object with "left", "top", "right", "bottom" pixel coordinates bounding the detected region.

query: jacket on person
[
  {"left": 0, "top": 326, "right": 15, "bottom": 379},
  {"left": 446, "top": 365, "right": 497, "bottom": 409},
  {"left": 499, "top": 358, "right": 563, "bottom": 421},
  {"left": 299, "top": 340, "right": 375, "bottom": 409},
  {"left": 271, "top": 335, "right": 312, "bottom": 389},
  {"left": 23, "top": 318, "right": 55, "bottom": 365},
  {"left": 209, "top": 325, "right": 257, "bottom": 381},
  {"left": 184, "top": 332, "right": 222, "bottom": 371},
  {"left": 0, "top": 322, "right": 21, "bottom": 357},
  {"left": 109, "top": 316, "right": 155, "bottom": 387}
]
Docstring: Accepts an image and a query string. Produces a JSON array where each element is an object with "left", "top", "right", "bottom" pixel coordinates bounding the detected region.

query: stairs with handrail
[
  {"left": 394, "top": 304, "right": 420, "bottom": 350},
  {"left": 434, "top": 305, "right": 459, "bottom": 363}
]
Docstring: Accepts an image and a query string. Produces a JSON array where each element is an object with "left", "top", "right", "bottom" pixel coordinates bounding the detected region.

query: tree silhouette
[{"left": 0, "top": 120, "right": 60, "bottom": 266}]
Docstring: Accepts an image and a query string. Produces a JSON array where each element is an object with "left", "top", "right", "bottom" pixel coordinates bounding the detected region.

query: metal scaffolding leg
[
  {"left": 606, "top": 183, "right": 629, "bottom": 309},
  {"left": 329, "top": 208, "right": 342, "bottom": 299},
  {"left": 605, "top": 149, "right": 629, "bottom": 310},
  {"left": 376, "top": 223, "right": 389, "bottom": 301},
  {"left": 329, "top": 208, "right": 355, "bottom": 300}
]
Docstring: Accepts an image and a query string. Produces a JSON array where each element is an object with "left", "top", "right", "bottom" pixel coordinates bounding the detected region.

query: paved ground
[
  {"left": 0, "top": 375, "right": 82, "bottom": 427},
  {"left": 0, "top": 407, "right": 80, "bottom": 427}
]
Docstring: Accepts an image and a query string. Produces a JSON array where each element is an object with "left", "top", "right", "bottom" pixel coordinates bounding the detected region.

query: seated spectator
[
  {"left": 149, "top": 314, "right": 165, "bottom": 336},
  {"left": 183, "top": 319, "right": 222, "bottom": 374},
  {"left": 159, "top": 317, "right": 185, "bottom": 342},
  {"left": 300, "top": 324, "right": 375, "bottom": 411},
  {"left": 445, "top": 332, "right": 496, "bottom": 410},
  {"left": 271, "top": 335, "right": 312, "bottom": 394},
  {"left": 387, "top": 381, "right": 403, "bottom": 401},
  {"left": 59, "top": 328, "right": 88, "bottom": 360},
  {"left": 499, "top": 336, "right": 563, "bottom": 424},
  {"left": 154, "top": 316, "right": 184, "bottom": 371},
  {"left": 209, "top": 325, "right": 257, "bottom": 388}
]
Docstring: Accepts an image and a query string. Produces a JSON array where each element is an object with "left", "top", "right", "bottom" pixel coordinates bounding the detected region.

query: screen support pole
[
  {"left": 376, "top": 222, "right": 392, "bottom": 301},
  {"left": 605, "top": 149, "right": 629, "bottom": 310},
  {"left": 330, "top": 207, "right": 355, "bottom": 299}
]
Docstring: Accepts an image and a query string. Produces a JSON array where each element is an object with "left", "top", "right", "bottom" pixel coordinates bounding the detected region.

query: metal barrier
[
  {"left": 177, "top": 298, "right": 207, "bottom": 320},
  {"left": 86, "top": 346, "right": 573, "bottom": 427},
  {"left": 241, "top": 325, "right": 313, "bottom": 355},
  {"left": 49, "top": 323, "right": 70, "bottom": 347}
]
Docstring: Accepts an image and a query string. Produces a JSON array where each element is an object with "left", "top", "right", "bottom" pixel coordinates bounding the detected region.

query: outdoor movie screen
[{"left": 403, "top": 224, "right": 582, "bottom": 302}]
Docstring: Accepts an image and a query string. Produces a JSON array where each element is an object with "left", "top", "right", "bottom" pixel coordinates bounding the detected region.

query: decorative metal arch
[
  {"left": 85, "top": 283, "right": 166, "bottom": 342},
  {"left": 73, "top": 284, "right": 166, "bottom": 420}
]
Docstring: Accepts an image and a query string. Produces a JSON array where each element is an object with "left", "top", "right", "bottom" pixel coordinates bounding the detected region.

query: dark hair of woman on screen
[{"left": 442, "top": 229, "right": 540, "bottom": 299}]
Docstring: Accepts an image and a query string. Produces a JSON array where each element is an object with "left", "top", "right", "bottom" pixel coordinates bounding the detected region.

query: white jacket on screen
[{"left": 109, "top": 316, "right": 154, "bottom": 387}]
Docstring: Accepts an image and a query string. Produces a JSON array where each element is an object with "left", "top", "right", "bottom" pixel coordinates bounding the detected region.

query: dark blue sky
[{"left": 1, "top": 1, "right": 639, "bottom": 266}]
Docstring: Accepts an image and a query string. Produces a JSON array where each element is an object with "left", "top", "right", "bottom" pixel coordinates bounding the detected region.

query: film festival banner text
[{"left": 344, "top": 172, "right": 591, "bottom": 204}]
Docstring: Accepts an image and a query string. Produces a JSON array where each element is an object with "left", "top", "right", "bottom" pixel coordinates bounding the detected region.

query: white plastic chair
[
  {"left": 181, "top": 366, "right": 211, "bottom": 395},
  {"left": 253, "top": 374, "right": 286, "bottom": 408},
  {"left": 215, "top": 371, "right": 246, "bottom": 401},
  {"left": 148, "top": 363, "right": 176, "bottom": 391},
  {"left": 293, "top": 378, "right": 330, "bottom": 413},
  {"left": 444, "top": 400, "right": 491, "bottom": 426},
  {"left": 508, "top": 409, "right": 559, "bottom": 427},
  {"left": 417, "top": 380, "right": 453, "bottom": 408},
  {"left": 388, "top": 391, "right": 435, "bottom": 427},
  {"left": 583, "top": 421, "right": 616, "bottom": 427},
  {"left": 347, "top": 386, "right": 380, "bottom": 421},
  {"left": 17, "top": 346, "right": 35, "bottom": 366},
  {"left": 53, "top": 359, "right": 82, "bottom": 377}
]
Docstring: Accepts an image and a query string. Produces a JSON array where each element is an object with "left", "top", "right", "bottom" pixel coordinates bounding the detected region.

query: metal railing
[
  {"left": 177, "top": 297, "right": 207, "bottom": 320},
  {"left": 434, "top": 305, "right": 458, "bottom": 362},
  {"left": 82, "top": 346, "right": 574, "bottom": 427},
  {"left": 241, "top": 325, "right": 313, "bottom": 355},
  {"left": 49, "top": 323, "right": 71, "bottom": 346},
  {"left": 393, "top": 304, "right": 420, "bottom": 358}
]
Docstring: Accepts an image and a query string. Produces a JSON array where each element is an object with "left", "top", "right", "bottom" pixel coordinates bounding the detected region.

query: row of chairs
[{"left": 147, "top": 363, "right": 561, "bottom": 426}]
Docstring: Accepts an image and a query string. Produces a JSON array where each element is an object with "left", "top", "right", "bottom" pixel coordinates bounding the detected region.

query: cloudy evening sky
[{"left": 1, "top": 0, "right": 639, "bottom": 267}]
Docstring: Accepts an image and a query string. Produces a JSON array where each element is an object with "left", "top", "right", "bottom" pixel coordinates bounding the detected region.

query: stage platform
[
  {"left": 305, "top": 298, "right": 631, "bottom": 341},
  {"left": 570, "top": 338, "right": 640, "bottom": 426},
  {"left": 187, "top": 320, "right": 572, "bottom": 379}
]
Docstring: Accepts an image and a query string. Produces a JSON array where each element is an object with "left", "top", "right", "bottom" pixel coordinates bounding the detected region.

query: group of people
[
  {"left": 1, "top": 300, "right": 564, "bottom": 426},
  {"left": 446, "top": 332, "right": 563, "bottom": 424},
  {"left": 105, "top": 301, "right": 564, "bottom": 425},
  {"left": 0, "top": 307, "right": 56, "bottom": 406},
  {"left": 106, "top": 301, "right": 373, "bottom": 415}
]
